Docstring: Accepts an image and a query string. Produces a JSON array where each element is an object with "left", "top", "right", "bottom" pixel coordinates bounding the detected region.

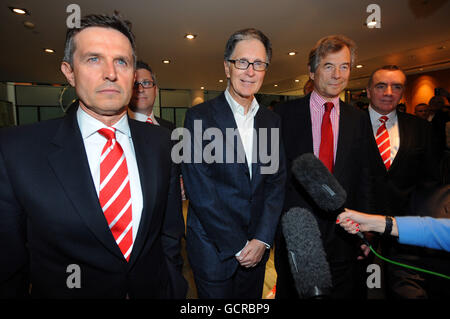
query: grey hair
[
  {"left": 224, "top": 28, "right": 272, "bottom": 63},
  {"left": 308, "top": 35, "right": 357, "bottom": 73}
]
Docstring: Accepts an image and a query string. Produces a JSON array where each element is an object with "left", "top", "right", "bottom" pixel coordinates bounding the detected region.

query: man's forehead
[
  {"left": 74, "top": 26, "right": 133, "bottom": 50},
  {"left": 372, "top": 70, "right": 406, "bottom": 84},
  {"left": 136, "top": 68, "right": 152, "bottom": 79},
  {"left": 319, "top": 47, "right": 351, "bottom": 64}
]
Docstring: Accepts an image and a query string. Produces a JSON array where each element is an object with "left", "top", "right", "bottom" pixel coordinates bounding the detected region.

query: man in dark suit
[
  {"left": 365, "top": 65, "right": 440, "bottom": 298},
  {"left": 128, "top": 60, "right": 177, "bottom": 131},
  {"left": 0, "top": 14, "right": 186, "bottom": 298},
  {"left": 274, "top": 35, "right": 372, "bottom": 299},
  {"left": 181, "top": 28, "right": 286, "bottom": 299}
]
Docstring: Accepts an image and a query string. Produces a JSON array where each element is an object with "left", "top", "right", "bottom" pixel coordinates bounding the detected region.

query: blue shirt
[{"left": 397, "top": 217, "right": 450, "bottom": 252}]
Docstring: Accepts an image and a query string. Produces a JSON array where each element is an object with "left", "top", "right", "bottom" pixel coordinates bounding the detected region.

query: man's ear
[
  {"left": 61, "top": 62, "right": 76, "bottom": 87},
  {"left": 308, "top": 65, "right": 315, "bottom": 81},
  {"left": 224, "top": 60, "right": 231, "bottom": 79}
]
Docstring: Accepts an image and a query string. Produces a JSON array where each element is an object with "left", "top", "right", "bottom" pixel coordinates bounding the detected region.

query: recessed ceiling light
[
  {"left": 184, "top": 34, "right": 197, "bottom": 40},
  {"left": 44, "top": 48, "right": 55, "bottom": 53},
  {"left": 288, "top": 51, "right": 297, "bottom": 56},
  {"left": 162, "top": 59, "right": 171, "bottom": 64},
  {"left": 219, "top": 79, "right": 223, "bottom": 83},
  {"left": 200, "top": 86, "right": 205, "bottom": 90},
  {"left": 274, "top": 84, "right": 278, "bottom": 87},
  {"left": 9, "top": 7, "right": 29, "bottom": 15},
  {"left": 23, "top": 21, "right": 35, "bottom": 29},
  {"left": 356, "top": 64, "right": 363, "bottom": 68},
  {"left": 295, "top": 79, "right": 300, "bottom": 83}
]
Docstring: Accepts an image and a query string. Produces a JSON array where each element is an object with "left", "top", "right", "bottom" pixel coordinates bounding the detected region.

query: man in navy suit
[
  {"left": 0, "top": 14, "right": 186, "bottom": 298},
  {"left": 181, "top": 28, "right": 286, "bottom": 299}
]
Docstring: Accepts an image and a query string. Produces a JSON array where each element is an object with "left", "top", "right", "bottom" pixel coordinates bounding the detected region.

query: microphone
[
  {"left": 291, "top": 153, "right": 369, "bottom": 244},
  {"left": 291, "top": 153, "right": 346, "bottom": 212},
  {"left": 281, "top": 207, "right": 332, "bottom": 298}
]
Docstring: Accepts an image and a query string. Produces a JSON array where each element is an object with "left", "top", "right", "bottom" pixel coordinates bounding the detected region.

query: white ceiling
[{"left": 1, "top": 0, "right": 449, "bottom": 94}]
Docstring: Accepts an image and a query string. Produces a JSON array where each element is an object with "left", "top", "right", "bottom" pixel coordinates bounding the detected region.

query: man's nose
[{"left": 103, "top": 60, "right": 117, "bottom": 81}]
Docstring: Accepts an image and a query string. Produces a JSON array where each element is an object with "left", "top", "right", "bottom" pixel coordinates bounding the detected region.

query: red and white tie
[
  {"left": 98, "top": 127, "right": 133, "bottom": 261},
  {"left": 146, "top": 116, "right": 153, "bottom": 124},
  {"left": 376, "top": 116, "right": 391, "bottom": 170}
]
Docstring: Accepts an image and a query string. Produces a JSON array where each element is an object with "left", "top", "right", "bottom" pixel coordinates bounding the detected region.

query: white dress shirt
[
  {"left": 368, "top": 106, "right": 400, "bottom": 162},
  {"left": 224, "top": 89, "right": 270, "bottom": 253},
  {"left": 77, "top": 107, "right": 143, "bottom": 240},
  {"left": 224, "top": 88, "right": 259, "bottom": 179},
  {"left": 128, "top": 109, "right": 160, "bottom": 126}
]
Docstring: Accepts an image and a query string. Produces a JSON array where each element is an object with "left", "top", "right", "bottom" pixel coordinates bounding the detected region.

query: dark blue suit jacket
[
  {"left": 181, "top": 93, "right": 286, "bottom": 281},
  {"left": 0, "top": 105, "right": 187, "bottom": 298}
]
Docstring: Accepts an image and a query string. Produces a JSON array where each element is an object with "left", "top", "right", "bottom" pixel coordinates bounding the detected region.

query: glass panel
[
  {"left": 18, "top": 106, "right": 38, "bottom": 125},
  {"left": 40, "top": 106, "right": 65, "bottom": 121}
]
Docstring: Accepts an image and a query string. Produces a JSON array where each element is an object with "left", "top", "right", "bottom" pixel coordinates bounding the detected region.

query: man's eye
[
  {"left": 117, "top": 59, "right": 127, "bottom": 66},
  {"left": 87, "top": 57, "right": 98, "bottom": 63}
]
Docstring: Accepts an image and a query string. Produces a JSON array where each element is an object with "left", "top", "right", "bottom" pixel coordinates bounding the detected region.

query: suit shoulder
[
  {"left": 0, "top": 118, "right": 62, "bottom": 145},
  {"left": 274, "top": 96, "right": 308, "bottom": 117}
]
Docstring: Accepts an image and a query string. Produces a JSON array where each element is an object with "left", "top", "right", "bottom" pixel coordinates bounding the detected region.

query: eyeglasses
[
  {"left": 134, "top": 80, "right": 155, "bottom": 89},
  {"left": 227, "top": 59, "right": 269, "bottom": 71}
]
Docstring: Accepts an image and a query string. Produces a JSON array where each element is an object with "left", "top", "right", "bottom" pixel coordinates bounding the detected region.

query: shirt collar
[
  {"left": 310, "top": 90, "right": 340, "bottom": 112},
  {"left": 368, "top": 105, "right": 397, "bottom": 124},
  {"left": 225, "top": 88, "right": 259, "bottom": 117},
  {"left": 128, "top": 109, "right": 158, "bottom": 125},
  {"left": 77, "top": 105, "right": 131, "bottom": 139}
]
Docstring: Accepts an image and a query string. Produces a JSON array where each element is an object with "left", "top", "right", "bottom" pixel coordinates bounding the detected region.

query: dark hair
[
  {"left": 367, "top": 65, "right": 406, "bottom": 87},
  {"left": 224, "top": 28, "right": 272, "bottom": 63},
  {"left": 308, "top": 35, "right": 356, "bottom": 73},
  {"left": 63, "top": 13, "right": 136, "bottom": 67},
  {"left": 136, "top": 60, "right": 157, "bottom": 85}
]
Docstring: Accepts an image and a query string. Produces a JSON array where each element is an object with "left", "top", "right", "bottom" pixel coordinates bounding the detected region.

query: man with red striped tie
[
  {"left": 128, "top": 61, "right": 176, "bottom": 131},
  {"left": 366, "top": 65, "right": 441, "bottom": 299},
  {"left": 0, "top": 14, "right": 187, "bottom": 298}
]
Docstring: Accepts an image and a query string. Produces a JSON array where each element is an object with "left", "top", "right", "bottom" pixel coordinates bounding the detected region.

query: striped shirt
[{"left": 310, "top": 90, "right": 340, "bottom": 163}]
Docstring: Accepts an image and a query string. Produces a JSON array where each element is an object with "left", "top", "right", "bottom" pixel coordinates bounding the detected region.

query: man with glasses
[
  {"left": 181, "top": 28, "right": 286, "bottom": 298},
  {"left": 128, "top": 61, "right": 176, "bottom": 131},
  {"left": 365, "top": 65, "right": 440, "bottom": 299}
]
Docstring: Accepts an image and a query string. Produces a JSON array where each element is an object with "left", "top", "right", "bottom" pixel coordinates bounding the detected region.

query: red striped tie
[
  {"left": 98, "top": 127, "right": 133, "bottom": 261},
  {"left": 319, "top": 102, "right": 334, "bottom": 173},
  {"left": 146, "top": 116, "right": 153, "bottom": 124},
  {"left": 376, "top": 116, "right": 391, "bottom": 170}
]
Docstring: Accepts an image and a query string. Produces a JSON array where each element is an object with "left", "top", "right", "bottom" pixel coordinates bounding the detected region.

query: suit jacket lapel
[
  {"left": 47, "top": 106, "right": 124, "bottom": 260},
  {"left": 127, "top": 119, "right": 158, "bottom": 265},
  {"left": 334, "top": 101, "right": 351, "bottom": 180},
  {"left": 212, "top": 93, "right": 250, "bottom": 177},
  {"left": 389, "top": 112, "right": 406, "bottom": 172}
]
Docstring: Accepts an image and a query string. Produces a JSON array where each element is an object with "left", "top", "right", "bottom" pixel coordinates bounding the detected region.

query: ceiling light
[
  {"left": 295, "top": 79, "right": 300, "bottom": 83},
  {"left": 44, "top": 48, "right": 55, "bottom": 53},
  {"left": 288, "top": 51, "right": 297, "bottom": 56},
  {"left": 274, "top": 84, "right": 278, "bottom": 87},
  {"left": 184, "top": 34, "right": 197, "bottom": 40},
  {"left": 162, "top": 59, "right": 171, "bottom": 64},
  {"left": 219, "top": 79, "right": 223, "bottom": 83},
  {"left": 356, "top": 64, "right": 363, "bottom": 68},
  {"left": 23, "top": 21, "right": 35, "bottom": 29},
  {"left": 9, "top": 7, "right": 29, "bottom": 15}
]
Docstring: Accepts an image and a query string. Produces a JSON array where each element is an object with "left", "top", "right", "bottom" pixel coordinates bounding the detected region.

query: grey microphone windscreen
[
  {"left": 281, "top": 207, "right": 332, "bottom": 298},
  {"left": 292, "top": 153, "right": 347, "bottom": 212}
]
